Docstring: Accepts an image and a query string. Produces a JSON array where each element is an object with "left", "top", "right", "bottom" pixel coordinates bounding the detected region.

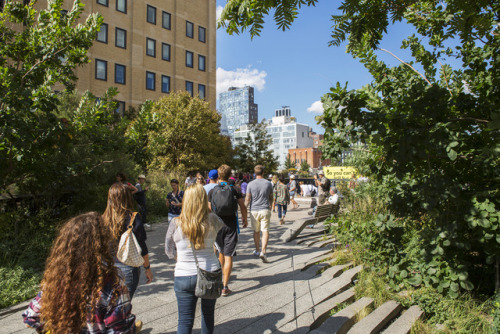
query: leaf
[
  {"left": 400, "top": 270, "right": 408, "bottom": 278},
  {"left": 447, "top": 149, "right": 457, "bottom": 161},
  {"left": 408, "top": 274, "right": 422, "bottom": 286},
  {"left": 450, "top": 282, "right": 459, "bottom": 292},
  {"left": 460, "top": 280, "right": 474, "bottom": 291}
]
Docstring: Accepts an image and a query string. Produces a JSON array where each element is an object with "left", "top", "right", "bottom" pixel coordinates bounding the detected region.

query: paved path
[{"left": 1, "top": 199, "right": 327, "bottom": 334}]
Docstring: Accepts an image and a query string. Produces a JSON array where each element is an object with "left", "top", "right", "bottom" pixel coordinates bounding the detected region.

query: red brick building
[{"left": 288, "top": 147, "right": 330, "bottom": 169}]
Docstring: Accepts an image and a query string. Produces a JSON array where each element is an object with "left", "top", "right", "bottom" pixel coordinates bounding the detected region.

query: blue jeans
[
  {"left": 168, "top": 213, "right": 180, "bottom": 224},
  {"left": 174, "top": 275, "right": 217, "bottom": 334},
  {"left": 115, "top": 261, "right": 140, "bottom": 300},
  {"left": 277, "top": 204, "right": 287, "bottom": 219}
]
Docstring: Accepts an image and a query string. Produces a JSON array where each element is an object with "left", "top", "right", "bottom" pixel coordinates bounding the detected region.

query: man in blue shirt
[{"left": 203, "top": 169, "right": 218, "bottom": 194}]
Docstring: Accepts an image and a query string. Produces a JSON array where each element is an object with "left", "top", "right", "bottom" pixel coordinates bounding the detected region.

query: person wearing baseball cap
[
  {"left": 314, "top": 170, "right": 329, "bottom": 205},
  {"left": 135, "top": 174, "right": 150, "bottom": 229},
  {"left": 203, "top": 169, "right": 218, "bottom": 195}
]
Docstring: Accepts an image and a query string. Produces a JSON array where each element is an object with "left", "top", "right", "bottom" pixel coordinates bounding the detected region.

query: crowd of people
[{"left": 22, "top": 165, "right": 340, "bottom": 334}]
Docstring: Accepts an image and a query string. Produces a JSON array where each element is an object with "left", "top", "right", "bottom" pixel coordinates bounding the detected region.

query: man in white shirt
[{"left": 328, "top": 187, "right": 339, "bottom": 205}]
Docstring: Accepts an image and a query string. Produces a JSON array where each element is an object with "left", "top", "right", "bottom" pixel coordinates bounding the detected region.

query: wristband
[{"left": 144, "top": 264, "right": 151, "bottom": 270}]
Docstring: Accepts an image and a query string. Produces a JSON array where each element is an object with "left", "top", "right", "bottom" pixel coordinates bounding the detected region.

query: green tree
[
  {"left": 128, "top": 91, "right": 232, "bottom": 172},
  {"left": 0, "top": 0, "right": 102, "bottom": 193},
  {"left": 284, "top": 154, "right": 296, "bottom": 170},
  {"left": 299, "top": 160, "right": 310, "bottom": 175},
  {"left": 219, "top": 0, "right": 500, "bottom": 294},
  {"left": 233, "top": 120, "right": 278, "bottom": 173}
]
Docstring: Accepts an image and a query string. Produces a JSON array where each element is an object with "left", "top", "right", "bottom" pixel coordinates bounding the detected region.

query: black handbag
[{"left": 190, "top": 243, "right": 223, "bottom": 299}]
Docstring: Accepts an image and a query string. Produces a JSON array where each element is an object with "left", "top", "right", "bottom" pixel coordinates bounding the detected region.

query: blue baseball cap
[{"left": 208, "top": 169, "right": 218, "bottom": 180}]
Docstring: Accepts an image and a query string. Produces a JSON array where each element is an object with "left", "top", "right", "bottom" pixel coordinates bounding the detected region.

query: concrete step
[
  {"left": 235, "top": 265, "right": 360, "bottom": 334},
  {"left": 318, "top": 240, "right": 339, "bottom": 249},
  {"left": 310, "top": 297, "right": 375, "bottom": 334},
  {"left": 280, "top": 217, "right": 318, "bottom": 242},
  {"left": 296, "top": 231, "right": 326, "bottom": 244},
  {"left": 301, "top": 252, "right": 335, "bottom": 271},
  {"left": 381, "top": 305, "right": 424, "bottom": 334},
  {"left": 348, "top": 300, "right": 402, "bottom": 334}
]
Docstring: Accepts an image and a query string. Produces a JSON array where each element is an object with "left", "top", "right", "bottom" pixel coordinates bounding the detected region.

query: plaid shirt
[{"left": 22, "top": 280, "right": 136, "bottom": 333}]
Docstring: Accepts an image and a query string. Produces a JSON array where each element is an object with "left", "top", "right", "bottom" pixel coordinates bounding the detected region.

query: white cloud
[
  {"left": 216, "top": 6, "right": 224, "bottom": 21},
  {"left": 307, "top": 100, "right": 324, "bottom": 114},
  {"left": 216, "top": 67, "right": 267, "bottom": 97}
]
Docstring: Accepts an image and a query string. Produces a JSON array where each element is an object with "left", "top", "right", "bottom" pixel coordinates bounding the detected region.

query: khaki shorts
[{"left": 250, "top": 210, "right": 271, "bottom": 232}]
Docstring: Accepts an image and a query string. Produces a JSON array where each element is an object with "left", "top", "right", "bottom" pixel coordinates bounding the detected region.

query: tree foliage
[
  {"left": 233, "top": 120, "right": 278, "bottom": 173},
  {"left": 284, "top": 154, "right": 295, "bottom": 170},
  {"left": 0, "top": 0, "right": 102, "bottom": 193},
  {"left": 128, "top": 91, "right": 232, "bottom": 172},
  {"left": 219, "top": 0, "right": 500, "bottom": 295}
]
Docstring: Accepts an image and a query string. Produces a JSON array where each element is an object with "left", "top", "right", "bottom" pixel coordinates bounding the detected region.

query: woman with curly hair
[
  {"left": 22, "top": 212, "right": 139, "bottom": 333},
  {"left": 103, "top": 183, "right": 153, "bottom": 300},
  {"left": 165, "top": 184, "right": 224, "bottom": 334}
]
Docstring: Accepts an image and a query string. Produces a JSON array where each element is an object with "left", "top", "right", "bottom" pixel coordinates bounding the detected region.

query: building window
[
  {"left": 161, "top": 43, "right": 171, "bottom": 61},
  {"left": 116, "top": 0, "right": 126, "bottom": 13},
  {"left": 198, "top": 55, "right": 206, "bottom": 71},
  {"left": 146, "top": 38, "right": 156, "bottom": 57},
  {"left": 199, "top": 26, "right": 206, "bottom": 43},
  {"left": 147, "top": 5, "right": 156, "bottom": 24},
  {"left": 162, "top": 11, "right": 171, "bottom": 30},
  {"left": 161, "top": 75, "right": 170, "bottom": 93},
  {"left": 96, "top": 23, "right": 108, "bottom": 43},
  {"left": 96, "top": 0, "right": 108, "bottom": 6},
  {"left": 146, "top": 71, "right": 155, "bottom": 90},
  {"left": 116, "top": 101, "right": 125, "bottom": 114},
  {"left": 95, "top": 59, "right": 107, "bottom": 81},
  {"left": 185, "top": 51, "right": 193, "bottom": 68},
  {"left": 198, "top": 84, "right": 206, "bottom": 99},
  {"left": 186, "top": 21, "right": 194, "bottom": 38},
  {"left": 115, "top": 64, "right": 126, "bottom": 84},
  {"left": 185, "top": 81, "right": 193, "bottom": 96},
  {"left": 115, "top": 28, "right": 126, "bottom": 48}
]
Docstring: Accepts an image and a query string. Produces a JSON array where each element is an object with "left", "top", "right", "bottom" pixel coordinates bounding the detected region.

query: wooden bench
[{"left": 280, "top": 202, "right": 340, "bottom": 242}]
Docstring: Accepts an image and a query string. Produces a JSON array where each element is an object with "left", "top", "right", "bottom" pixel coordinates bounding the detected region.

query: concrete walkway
[{"left": 1, "top": 199, "right": 328, "bottom": 334}]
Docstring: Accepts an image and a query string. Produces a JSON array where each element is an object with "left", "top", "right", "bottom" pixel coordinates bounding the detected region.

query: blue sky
[{"left": 215, "top": 1, "right": 418, "bottom": 133}]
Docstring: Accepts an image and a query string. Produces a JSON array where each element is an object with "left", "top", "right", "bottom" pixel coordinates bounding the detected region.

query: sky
[{"left": 215, "top": 1, "right": 419, "bottom": 134}]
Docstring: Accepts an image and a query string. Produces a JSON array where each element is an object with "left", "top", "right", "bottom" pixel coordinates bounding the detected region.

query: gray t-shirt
[{"left": 246, "top": 178, "right": 273, "bottom": 211}]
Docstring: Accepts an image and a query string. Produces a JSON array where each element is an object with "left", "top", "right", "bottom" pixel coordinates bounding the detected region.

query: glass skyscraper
[{"left": 219, "top": 86, "right": 258, "bottom": 138}]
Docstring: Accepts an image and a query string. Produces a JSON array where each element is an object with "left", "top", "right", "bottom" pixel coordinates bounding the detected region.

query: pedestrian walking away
[
  {"left": 204, "top": 169, "right": 219, "bottom": 195},
  {"left": 23, "top": 212, "right": 140, "bottom": 333},
  {"left": 274, "top": 175, "right": 290, "bottom": 225},
  {"left": 134, "top": 174, "right": 151, "bottom": 229},
  {"left": 208, "top": 164, "right": 248, "bottom": 296},
  {"left": 288, "top": 174, "right": 299, "bottom": 209},
  {"left": 166, "top": 178, "right": 184, "bottom": 224},
  {"left": 103, "top": 183, "right": 153, "bottom": 300},
  {"left": 245, "top": 165, "right": 274, "bottom": 263},
  {"left": 165, "top": 184, "right": 225, "bottom": 334}
]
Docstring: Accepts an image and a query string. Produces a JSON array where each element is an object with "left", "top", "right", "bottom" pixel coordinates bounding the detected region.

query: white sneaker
[
  {"left": 253, "top": 250, "right": 260, "bottom": 257},
  {"left": 259, "top": 253, "right": 269, "bottom": 263}
]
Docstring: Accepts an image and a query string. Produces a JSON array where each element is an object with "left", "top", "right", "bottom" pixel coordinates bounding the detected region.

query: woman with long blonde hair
[
  {"left": 22, "top": 212, "right": 138, "bottom": 333},
  {"left": 165, "top": 184, "right": 224, "bottom": 334},
  {"left": 103, "top": 182, "right": 153, "bottom": 300}
]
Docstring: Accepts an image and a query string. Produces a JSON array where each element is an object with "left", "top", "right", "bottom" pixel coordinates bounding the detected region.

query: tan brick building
[{"left": 31, "top": 0, "right": 216, "bottom": 111}]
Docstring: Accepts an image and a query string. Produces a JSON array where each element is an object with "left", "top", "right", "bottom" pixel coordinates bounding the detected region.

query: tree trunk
[{"left": 496, "top": 255, "right": 500, "bottom": 292}]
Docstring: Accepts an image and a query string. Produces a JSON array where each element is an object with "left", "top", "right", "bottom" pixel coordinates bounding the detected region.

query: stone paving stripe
[
  {"left": 310, "top": 297, "right": 374, "bottom": 334},
  {"left": 231, "top": 264, "right": 355, "bottom": 334},
  {"left": 301, "top": 252, "right": 335, "bottom": 271},
  {"left": 278, "top": 288, "right": 356, "bottom": 334},
  {"left": 348, "top": 300, "right": 402, "bottom": 334},
  {"left": 381, "top": 305, "right": 424, "bottom": 334}
]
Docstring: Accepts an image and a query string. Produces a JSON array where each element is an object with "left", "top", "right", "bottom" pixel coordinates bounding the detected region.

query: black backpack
[
  {"left": 210, "top": 184, "right": 238, "bottom": 216},
  {"left": 321, "top": 178, "right": 331, "bottom": 192}
]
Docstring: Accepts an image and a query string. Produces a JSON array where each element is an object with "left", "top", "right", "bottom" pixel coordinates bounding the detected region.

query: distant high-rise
[{"left": 219, "top": 86, "right": 258, "bottom": 137}]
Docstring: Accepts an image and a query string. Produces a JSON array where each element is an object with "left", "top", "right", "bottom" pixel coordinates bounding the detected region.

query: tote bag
[{"left": 117, "top": 212, "right": 144, "bottom": 267}]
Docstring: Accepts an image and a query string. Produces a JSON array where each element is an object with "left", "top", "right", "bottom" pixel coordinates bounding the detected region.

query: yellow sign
[{"left": 323, "top": 167, "right": 358, "bottom": 179}]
